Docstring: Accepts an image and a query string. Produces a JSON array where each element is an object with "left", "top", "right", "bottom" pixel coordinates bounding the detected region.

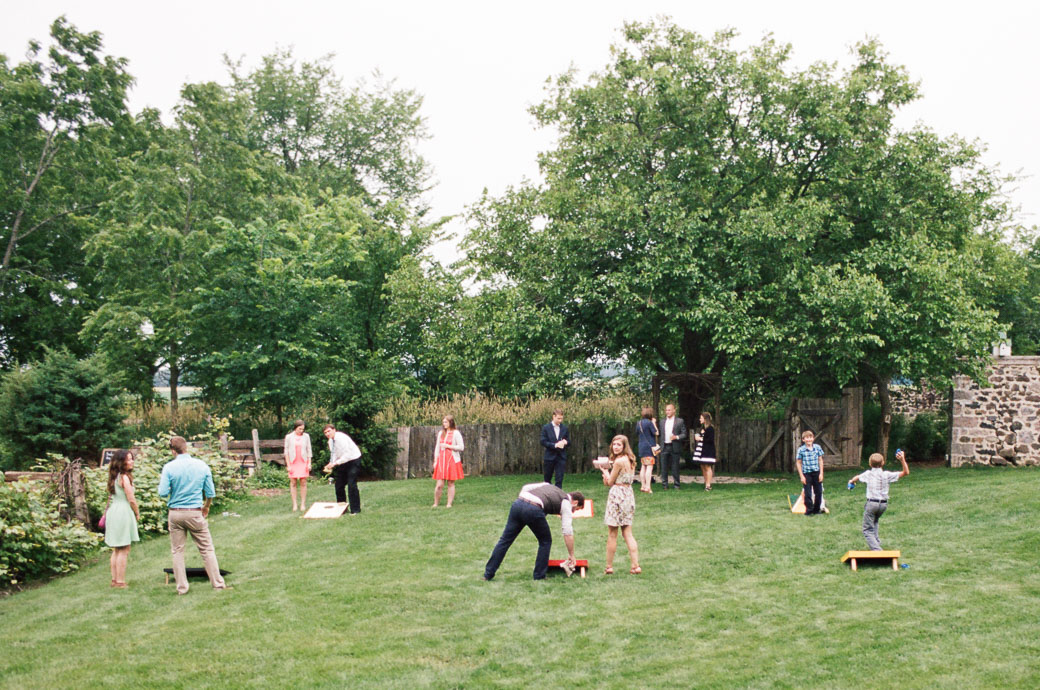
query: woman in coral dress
[
  {"left": 284, "top": 420, "right": 313, "bottom": 512},
  {"left": 432, "top": 415, "right": 464, "bottom": 507},
  {"left": 600, "top": 434, "right": 640, "bottom": 575}
]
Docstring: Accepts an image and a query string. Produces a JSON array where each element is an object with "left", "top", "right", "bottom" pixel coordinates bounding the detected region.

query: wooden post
[
  {"left": 220, "top": 432, "right": 229, "bottom": 456},
  {"left": 789, "top": 399, "right": 801, "bottom": 474},
  {"left": 252, "top": 429, "right": 261, "bottom": 474},
  {"left": 67, "top": 464, "right": 90, "bottom": 528}
]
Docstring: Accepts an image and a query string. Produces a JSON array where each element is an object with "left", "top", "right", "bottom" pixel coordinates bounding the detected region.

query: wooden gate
[{"left": 745, "top": 387, "right": 863, "bottom": 472}]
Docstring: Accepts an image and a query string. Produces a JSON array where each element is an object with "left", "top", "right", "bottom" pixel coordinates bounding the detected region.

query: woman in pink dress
[
  {"left": 432, "top": 415, "right": 464, "bottom": 507},
  {"left": 283, "top": 420, "right": 313, "bottom": 512}
]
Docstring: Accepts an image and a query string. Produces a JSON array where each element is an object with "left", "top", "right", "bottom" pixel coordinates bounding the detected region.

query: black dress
[{"left": 692, "top": 426, "right": 716, "bottom": 464}]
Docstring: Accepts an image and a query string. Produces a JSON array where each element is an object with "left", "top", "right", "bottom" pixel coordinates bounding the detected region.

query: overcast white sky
[{"left": 3, "top": 1, "right": 1037, "bottom": 263}]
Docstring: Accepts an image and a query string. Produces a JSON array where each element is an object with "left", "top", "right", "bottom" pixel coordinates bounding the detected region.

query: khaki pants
[{"left": 168, "top": 510, "right": 225, "bottom": 594}]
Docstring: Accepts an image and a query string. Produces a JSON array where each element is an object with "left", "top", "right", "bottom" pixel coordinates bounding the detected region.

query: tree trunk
[
  {"left": 875, "top": 376, "right": 892, "bottom": 458},
  {"left": 676, "top": 387, "right": 706, "bottom": 437},
  {"left": 169, "top": 362, "right": 180, "bottom": 429}
]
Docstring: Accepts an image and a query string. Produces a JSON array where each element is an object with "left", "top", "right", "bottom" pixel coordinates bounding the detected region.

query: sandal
[
  {"left": 604, "top": 567, "right": 614, "bottom": 575},
  {"left": 630, "top": 565, "right": 642, "bottom": 575}
]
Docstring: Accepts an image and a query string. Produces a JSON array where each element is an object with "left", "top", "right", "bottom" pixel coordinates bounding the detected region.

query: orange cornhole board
[
  {"left": 303, "top": 502, "right": 349, "bottom": 519},
  {"left": 572, "top": 500, "right": 594, "bottom": 518},
  {"left": 548, "top": 559, "right": 589, "bottom": 578},
  {"left": 841, "top": 550, "right": 901, "bottom": 571}
]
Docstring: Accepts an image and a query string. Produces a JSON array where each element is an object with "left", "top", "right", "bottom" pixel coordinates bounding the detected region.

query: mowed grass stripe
[{"left": 2, "top": 467, "right": 1039, "bottom": 688}]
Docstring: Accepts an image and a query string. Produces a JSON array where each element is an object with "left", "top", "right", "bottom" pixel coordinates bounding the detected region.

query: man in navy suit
[{"left": 540, "top": 409, "right": 569, "bottom": 488}]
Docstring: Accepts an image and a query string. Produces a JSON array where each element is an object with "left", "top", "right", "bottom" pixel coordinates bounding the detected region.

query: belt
[
  {"left": 867, "top": 498, "right": 888, "bottom": 503},
  {"left": 518, "top": 497, "right": 543, "bottom": 508},
  {"left": 169, "top": 507, "right": 203, "bottom": 511}
]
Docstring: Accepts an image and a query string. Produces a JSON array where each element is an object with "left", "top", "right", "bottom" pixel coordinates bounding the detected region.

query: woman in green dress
[{"left": 105, "top": 450, "right": 140, "bottom": 588}]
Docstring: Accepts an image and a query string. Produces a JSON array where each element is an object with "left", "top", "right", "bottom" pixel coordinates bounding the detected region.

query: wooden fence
[
  {"left": 393, "top": 417, "right": 800, "bottom": 479},
  {"left": 391, "top": 389, "right": 863, "bottom": 479}
]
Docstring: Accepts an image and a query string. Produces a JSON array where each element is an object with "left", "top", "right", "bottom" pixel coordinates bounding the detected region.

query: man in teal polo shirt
[{"left": 159, "top": 436, "right": 228, "bottom": 594}]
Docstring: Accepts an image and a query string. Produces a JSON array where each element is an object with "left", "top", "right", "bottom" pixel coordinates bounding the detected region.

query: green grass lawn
[{"left": 3, "top": 467, "right": 1039, "bottom": 688}]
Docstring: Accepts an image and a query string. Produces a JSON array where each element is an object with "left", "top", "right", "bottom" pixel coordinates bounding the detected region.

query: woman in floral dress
[{"left": 599, "top": 434, "right": 640, "bottom": 575}]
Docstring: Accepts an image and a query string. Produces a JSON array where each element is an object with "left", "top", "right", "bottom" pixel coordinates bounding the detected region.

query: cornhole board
[
  {"left": 547, "top": 559, "right": 588, "bottom": 578},
  {"left": 788, "top": 491, "right": 828, "bottom": 514},
  {"left": 841, "top": 550, "right": 901, "bottom": 571},
  {"left": 303, "top": 502, "right": 349, "bottom": 519},
  {"left": 163, "top": 567, "right": 231, "bottom": 585}
]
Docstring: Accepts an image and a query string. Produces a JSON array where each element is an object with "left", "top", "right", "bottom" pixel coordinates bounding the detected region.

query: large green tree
[
  {"left": 465, "top": 21, "right": 1013, "bottom": 452},
  {"left": 227, "top": 49, "right": 431, "bottom": 208},
  {"left": 0, "top": 17, "right": 132, "bottom": 367},
  {"left": 84, "top": 82, "right": 282, "bottom": 419}
]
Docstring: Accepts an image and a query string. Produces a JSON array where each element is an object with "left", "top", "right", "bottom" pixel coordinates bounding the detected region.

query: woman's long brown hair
[{"left": 107, "top": 450, "right": 134, "bottom": 495}]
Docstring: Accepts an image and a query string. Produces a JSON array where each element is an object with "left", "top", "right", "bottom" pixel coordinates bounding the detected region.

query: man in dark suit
[
  {"left": 659, "top": 404, "right": 687, "bottom": 489},
  {"left": 540, "top": 409, "right": 569, "bottom": 488}
]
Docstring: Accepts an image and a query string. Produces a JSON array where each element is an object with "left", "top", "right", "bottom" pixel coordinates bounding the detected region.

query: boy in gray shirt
[{"left": 849, "top": 450, "right": 909, "bottom": 550}]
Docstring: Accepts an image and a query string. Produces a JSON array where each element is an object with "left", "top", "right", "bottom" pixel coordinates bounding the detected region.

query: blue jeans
[{"left": 484, "top": 499, "right": 553, "bottom": 580}]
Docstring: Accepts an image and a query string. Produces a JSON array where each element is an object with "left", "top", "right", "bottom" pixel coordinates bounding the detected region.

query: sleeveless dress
[
  {"left": 287, "top": 434, "right": 309, "bottom": 479},
  {"left": 604, "top": 464, "right": 636, "bottom": 527},
  {"left": 432, "top": 430, "right": 464, "bottom": 481},
  {"left": 104, "top": 475, "right": 140, "bottom": 548},
  {"left": 692, "top": 426, "right": 716, "bottom": 464}
]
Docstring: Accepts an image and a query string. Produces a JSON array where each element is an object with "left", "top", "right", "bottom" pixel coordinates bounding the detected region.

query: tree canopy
[{"left": 463, "top": 21, "right": 1020, "bottom": 450}]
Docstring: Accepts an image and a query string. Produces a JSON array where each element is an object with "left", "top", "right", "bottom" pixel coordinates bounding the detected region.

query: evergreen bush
[{"left": 0, "top": 349, "right": 128, "bottom": 470}]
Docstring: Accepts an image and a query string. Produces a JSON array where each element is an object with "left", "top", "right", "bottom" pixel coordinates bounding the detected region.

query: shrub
[
  {"left": 862, "top": 400, "right": 949, "bottom": 462},
  {"left": 0, "top": 349, "right": 128, "bottom": 470},
  {"left": 0, "top": 480, "right": 101, "bottom": 587},
  {"left": 83, "top": 431, "right": 245, "bottom": 535}
]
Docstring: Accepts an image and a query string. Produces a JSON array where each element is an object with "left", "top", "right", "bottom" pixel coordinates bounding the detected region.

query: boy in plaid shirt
[
  {"left": 849, "top": 450, "right": 909, "bottom": 550},
  {"left": 796, "top": 430, "right": 825, "bottom": 515}
]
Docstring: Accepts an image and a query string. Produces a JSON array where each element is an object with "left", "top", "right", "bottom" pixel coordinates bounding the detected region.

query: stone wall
[
  {"left": 950, "top": 356, "right": 1040, "bottom": 467},
  {"left": 888, "top": 384, "right": 949, "bottom": 420}
]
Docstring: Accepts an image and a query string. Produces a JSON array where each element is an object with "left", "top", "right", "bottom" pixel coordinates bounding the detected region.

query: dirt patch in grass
[{"left": 250, "top": 488, "right": 286, "bottom": 497}]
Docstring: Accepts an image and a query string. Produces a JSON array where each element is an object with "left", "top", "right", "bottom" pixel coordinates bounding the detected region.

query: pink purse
[{"left": 98, "top": 512, "right": 107, "bottom": 529}]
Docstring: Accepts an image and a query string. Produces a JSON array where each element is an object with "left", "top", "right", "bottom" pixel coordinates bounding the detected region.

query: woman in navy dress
[{"left": 635, "top": 407, "right": 658, "bottom": 493}]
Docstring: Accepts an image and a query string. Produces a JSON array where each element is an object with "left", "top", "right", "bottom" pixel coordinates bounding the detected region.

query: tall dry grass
[
  {"left": 374, "top": 391, "right": 667, "bottom": 427},
  {"left": 123, "top": 401, "right": 330, "bottom": 442}
]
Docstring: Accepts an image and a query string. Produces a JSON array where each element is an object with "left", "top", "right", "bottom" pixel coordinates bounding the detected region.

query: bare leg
[
  {"left": 621, "top": 525, "right": 639, "bottom": 569},
  {"left": 299, "top": 478, "right": 307, "bottom": 511},
  {"left": 114, "top": 546, "right": 129, "bottom": 585},
  {"left": 606, "top": 526, "right": 618, "bottom": 571},
  {"left": 109, "top": 548, "right": 118, "bottom": 585},
  {"left": 433, "top": 479, "right": 444, "bottom": 507},
  {"left": 290, "top": 477, "right": 298, "bottom": 511},
  {"left": 446, "top": 480, "right": 455, "bottom": 507},
  {"left": 702, "top": 464, "right": 713, "bottom": 489}
]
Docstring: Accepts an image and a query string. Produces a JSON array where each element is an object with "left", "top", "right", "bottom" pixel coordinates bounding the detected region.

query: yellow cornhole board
[
  {"left": 841, "top": 550, "right": 901, "bottom": 571},
  {"left": 303, "top": 502, "right": 349, "bottom": 519},
  {"left": 788, "top": 492, "right": 828, "bottom": 514}
]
